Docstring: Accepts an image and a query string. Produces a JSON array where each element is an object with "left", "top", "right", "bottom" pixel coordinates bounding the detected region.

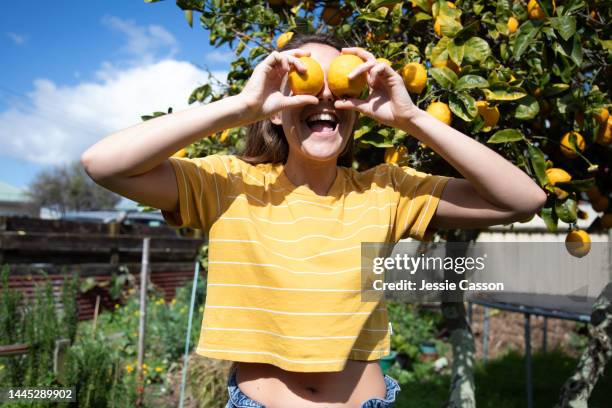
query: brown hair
[{"left": 236, "top": 33, "right": 355, "bottom": 168}]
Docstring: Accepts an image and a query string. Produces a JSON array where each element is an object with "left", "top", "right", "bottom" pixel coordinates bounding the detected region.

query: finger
[
  {"left": 334, "top": 97, "right": 370, "bottom": 114},
  {"left": 286, "top": 55, "right": 306, "bottom": 73},
  {"left": 267, "top": 51, "right": 290, "bottom": 73},
  {"left": 368, "top": 63, "right": 388, "bottom": 88},
  {"left": 341, "top": 47, "right": 376, "bottom": 62},
  {"left": 348, "top": 60, "right": 376, "bottom": 80},
  {"left": 282, "top": 94, "right": 319, "bottom": 109}
]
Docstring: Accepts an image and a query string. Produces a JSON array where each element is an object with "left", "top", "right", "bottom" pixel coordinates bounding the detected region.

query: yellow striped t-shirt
[{"left": 161, "top": 153, "right": 450, "bottom": 372}]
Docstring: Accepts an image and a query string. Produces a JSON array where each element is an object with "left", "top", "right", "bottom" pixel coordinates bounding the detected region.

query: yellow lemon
[
  {"left": 592, "top": 196, "right": 610, "bottom": 212},
  {"left": 400, "top": 62, "right": 427, "bottom": 94},
  {"left": 322, "top": 5, "right": 343, "bottom": 25},
  {"left": 426, "top": 101, "right": 452, "bottom": 125},
  {"left": 328, "top": 54, "right": 367, "bottom": 98},
  {"left": 434, "top": 19, "right": 443, "bottom": 36},
  {"left": 560, "top": 131, "right": 585, "bottom": 158},
  {"left": 288, "top": 56, "right": 325, "bottom": 96},
  {"left": 593, "top": 107, "right": 609, "bottom": 123},
  {"left": 545, "top": 168, "right": 571, "bottom": 185},
  {"left": 384, "top": 145, "right": 409, "bottom": 165},
  {"left": 476, "top": 100, "right": 500, "bottom": 132},
  {"left": 172, "top": 148, "right": 187, "bottom": 158},
  {"left": 596, "top": 117, "right": 612, "bottom": 146},
  {"left": 527, "top": 0, "right": 546, "bottom": 20},
  {"left": 446, "top": 1, "right": 456, "bottom": 8},
  {"left": 276, "top": 31, "right": 294, "bottom": 49},
  {"left": 565, "top": 229, "right": 591, "bottom": 258},
  {"left": 507, "top": 16, "right": 519, "bottom": 33},
  {"left": 376, "top": 57, "right": 393, "bottom": 66}
]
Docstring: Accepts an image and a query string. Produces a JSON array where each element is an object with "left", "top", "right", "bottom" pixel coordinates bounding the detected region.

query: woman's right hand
[{"left": 239, "top": 49, "right": 319, "bottom": 123}]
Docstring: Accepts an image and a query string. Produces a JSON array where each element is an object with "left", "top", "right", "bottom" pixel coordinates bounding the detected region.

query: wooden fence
[{"left": 0, "top": 215, "right": 206, "bottom": 320}]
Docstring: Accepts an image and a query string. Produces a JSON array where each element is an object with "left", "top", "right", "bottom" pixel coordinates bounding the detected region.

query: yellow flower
[
  {"left": 0, "top": 364, "right": 5, "bottom": 370},
  {"left": 125, "top": 364, "right": 134, "bottom": 373},
  {"left": 171, "top": 299, "right": 177, "bottom": 305},
  {"left": 114, "top": 304, "right": 120, "bottom": 309},
  {"left": 155, "top": 366, "right": 162, "bottom": 373},
  {"left": 142, "top": 363, "right": 148, "bottom": 369},
  {"left": 198, "top": 306, "right": 204, "bottom": 313}
]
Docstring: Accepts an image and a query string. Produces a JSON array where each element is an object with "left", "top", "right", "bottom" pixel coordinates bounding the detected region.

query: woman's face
[{"left": 272, "top": 42, "right": 357, "bottom": 163}]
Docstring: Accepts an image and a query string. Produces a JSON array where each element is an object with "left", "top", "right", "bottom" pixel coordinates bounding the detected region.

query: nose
[{"left": 317, "top": 71, "right": 336, "bottom": 102}]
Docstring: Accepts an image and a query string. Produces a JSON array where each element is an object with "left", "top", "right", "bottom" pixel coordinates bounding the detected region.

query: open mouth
[{"left": 305, "top": 112, "right": 339, "bottom": 133}]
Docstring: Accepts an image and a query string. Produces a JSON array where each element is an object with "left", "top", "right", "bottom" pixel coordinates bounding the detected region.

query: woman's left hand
[{"left": 334, "top": 47, "right": 420, "bottom": 129}]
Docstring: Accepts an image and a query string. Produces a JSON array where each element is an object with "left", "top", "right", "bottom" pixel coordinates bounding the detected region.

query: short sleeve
[
  {"left": 389, "top": 164, "right": 451, "bottom": 242},
  {"left": 161, "top": 154, "right": 233, "bottom": 231}
]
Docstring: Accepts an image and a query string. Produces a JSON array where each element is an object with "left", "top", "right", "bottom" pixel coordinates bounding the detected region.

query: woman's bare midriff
[{"left": 234, "top": 360, "right": 387, "bottom": 408}]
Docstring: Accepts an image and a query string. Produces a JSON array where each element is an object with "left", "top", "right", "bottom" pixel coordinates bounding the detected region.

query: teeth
[{"left": 306, "top": 112, "right": 338, "bottom": 123}]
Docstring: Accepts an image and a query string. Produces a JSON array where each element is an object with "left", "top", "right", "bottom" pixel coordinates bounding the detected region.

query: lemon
[
  {"left": 560, "top": 131, "right": 585, "bottom": 159},
  {"left": 476, "top": 100, "right": 500, "bottom": 132},
  {"left": 400, "top": 62, "right": 427, "bottom": 94},
  {"left": 426, "top": 101, "right": 452, "bottom": 126},
  {"left": 527, "top": 0, "right": 546, "bottom": 20},
  {"left": 328, "top": 54, "right": 367, "bottom": 98},
  {"left": 565, "top": 229, "right": 591, "bottom": 258},
  {"left": 384, "top": 145, "right": 409, "bottom": 165},
  {"left": 592, "top": 196, "right": 610, "bottom": 212},
  {"left": 288, "top": 56, "right": 325, "bottom": 96},
  {"left": 507, "top": 16, "right": 519, "bottom": 33},
  {"left": 596, "top": 117, "right": 612, "bottom": 146},
  {"left": 322, "top": 5, "right": 343, "bottom": 25},
  {"left": 593, "top": 107, "right": 609, "bottom": 123},
  {"left": 434, "top": 19, "right": 443, "bottom": 37},
  {"left": 276, "top": 31, "right": 294, "bottom": 49},
  {"left": 545, "top": 168, "right": 571, "bottom": 186},
  {"left": 376, "top": 57, "right": 393, "bottom": 66},
  {"left": 172, "top": 148, "right": 187, "bottom": 158}
]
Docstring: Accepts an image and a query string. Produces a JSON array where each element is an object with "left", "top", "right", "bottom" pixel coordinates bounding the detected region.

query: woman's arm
[
  {"left": 336, "top": 48, "right": 547, "bottom": 228},
  {"left": 80, "top": 49, "right": 317, "bottom": 212}
]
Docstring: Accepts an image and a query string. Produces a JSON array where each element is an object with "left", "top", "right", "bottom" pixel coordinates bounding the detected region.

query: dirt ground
[{"left": 468, "top": 304, "right": 586, "bottom": 360}]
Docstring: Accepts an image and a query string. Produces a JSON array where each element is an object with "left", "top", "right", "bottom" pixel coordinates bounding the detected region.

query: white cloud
[
  {"left": 0, "top": 17, "right": 228, "bottom": 167},
  {"left": 6, "top": 32, "right": 26, "bottom": 45},
  {"left": 0, "top": 60, "right": 227, "bottom": 166},
  {"left": 101, "top": 15, "right": 179, "bottom": 64}
]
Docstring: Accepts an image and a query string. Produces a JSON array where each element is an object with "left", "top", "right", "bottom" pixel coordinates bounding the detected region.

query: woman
[{"left": 81, "top": 33, "right": 546, "bottom": 407}]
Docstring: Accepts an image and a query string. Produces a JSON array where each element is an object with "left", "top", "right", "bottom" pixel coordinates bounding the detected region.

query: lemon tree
[{"left": 145, "top": 0, "right": 611, "bottom": 238}]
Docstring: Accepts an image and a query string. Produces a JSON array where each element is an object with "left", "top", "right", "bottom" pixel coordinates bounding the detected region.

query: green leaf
[
  {"left": 542, "top": 83, "right": 570, "bottom": 97},
  {"left": 483, "top": 86, "right": 527, "bottom": 101},
  {"left": 555, "top": 179, "right": 596, "bottom": 193},
  {"left": 527, "top": 144, "right": 548, "bottom": 187},
  {"left": 550, "top": 16, "right": 576, "bottom": 41},
  {"left": 430, "top": 67, "right": 458, "bottom": 88},
  {"left": 437, "top": 15, "right": 463, "bottom": 37},
  {"left": 487, "top": 129, "right": 524, "bottom": 143},
  {"left": 358, "top": 12, "right": 386, "bottom": 23},
  {"left": 463, "top": 37, "right": 491, "bottom": 65},
  {"left": 513, "top": 20, "right": 540, "bottom": 60},
  {"left": 540, "top": 206, "right": 558, "bottom": 232},
  {"left": 447, "top": 39, "right": 465, "bottom": 65},
  {"left": 449, "top": 93, "right": 478, "bottom": 122},
  {"left": 185, "top": 10, "right": 193, "bottom": 27},
  {"left": 358, "top": 132, "right": 394, "bottom": 148},
  {"left": 515, "top": 95, "right": 540, "bottom": 120},
  {"left": 455, "top": 75, "right": 489, "bottom": 90},
  {"left": 555, "top": 197, "right": 577, "bottom": 223}
]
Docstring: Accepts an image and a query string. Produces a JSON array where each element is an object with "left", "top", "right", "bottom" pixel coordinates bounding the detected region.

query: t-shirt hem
[{"left": 195, "top": 347, "right": 387, "bottom": 373}]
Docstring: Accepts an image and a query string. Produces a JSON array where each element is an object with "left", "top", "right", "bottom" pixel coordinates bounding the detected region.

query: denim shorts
[{"left": 224, "top": 366, "right": 401, "bottom": 408}]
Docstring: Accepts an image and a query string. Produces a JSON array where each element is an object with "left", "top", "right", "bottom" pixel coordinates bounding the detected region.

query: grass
[{"left": 394, "top": 348, "right": 612, "bottom": 408}]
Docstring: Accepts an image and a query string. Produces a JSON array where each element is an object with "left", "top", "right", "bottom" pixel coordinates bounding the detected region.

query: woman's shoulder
[{"left": 343, "top": 162, "right": 399, "bottom": 191}]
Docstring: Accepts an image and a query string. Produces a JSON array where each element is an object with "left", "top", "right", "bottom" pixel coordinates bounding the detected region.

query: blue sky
[{"left": 1, "top": 0, "right": 233, "bottom": 189}]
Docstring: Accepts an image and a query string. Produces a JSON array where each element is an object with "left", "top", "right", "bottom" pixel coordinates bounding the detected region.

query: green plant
[{"left": 188, "top": 355, "right": 233, "bottom": 408}]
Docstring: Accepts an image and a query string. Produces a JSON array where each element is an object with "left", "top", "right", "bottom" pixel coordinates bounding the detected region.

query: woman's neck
[{"left": 283, "top": 153, "right": 338, "bottom": 196}]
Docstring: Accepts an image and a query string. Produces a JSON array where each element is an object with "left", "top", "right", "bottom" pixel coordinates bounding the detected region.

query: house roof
[{"left": 0, "top": 181, "right": 28, "bottom": 203}]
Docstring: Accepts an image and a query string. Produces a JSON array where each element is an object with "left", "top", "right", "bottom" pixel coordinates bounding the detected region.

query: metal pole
[
  {"left": 179, "top": 260, "right": 201, "bottom": 408},
  {"left": 482, "top": 307, "right": 489, "bottom": 363},
  {"left": 542, "top": 316, "right": 548, "bottom": 353},
  {"left": 524, "top": 312, "right": 533, "bottom": 408},
  {"left": 136, "top": 237, "right": 150, "bottom": 408}
]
